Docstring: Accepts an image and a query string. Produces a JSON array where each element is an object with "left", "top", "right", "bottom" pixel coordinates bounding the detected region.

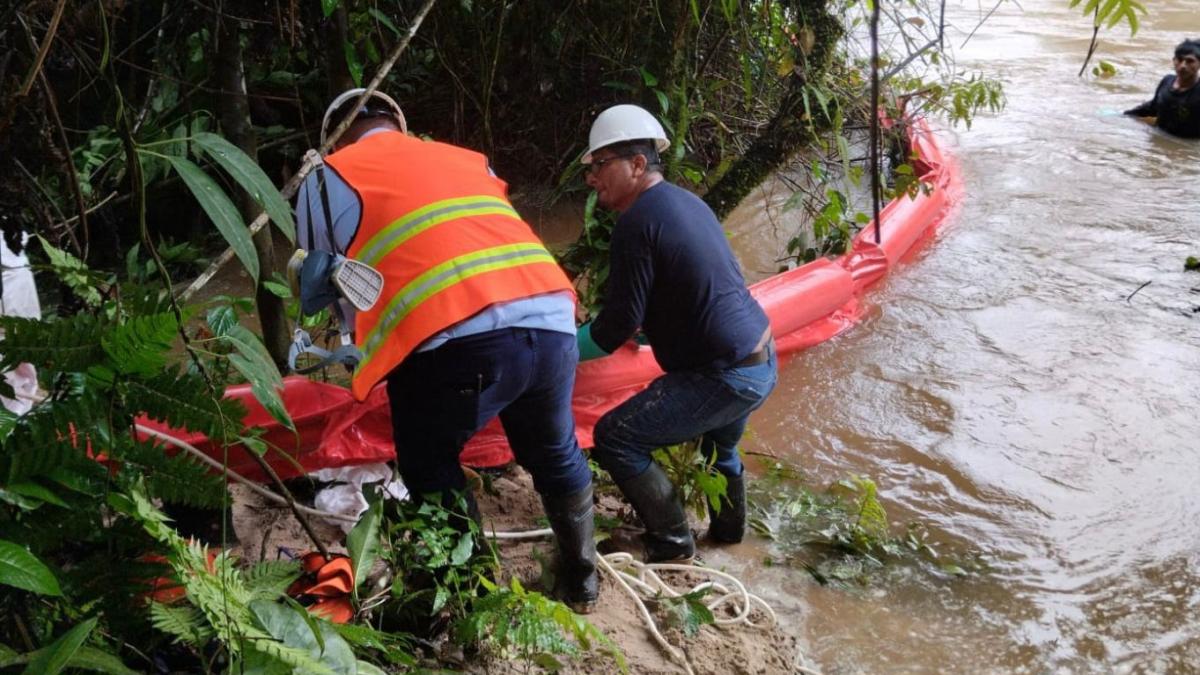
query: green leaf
[
  {"left": 206, "top": 305, "right": 237, "bottom": 336},
  {"left": 347, "top": 497, "right": 383, "bottom": 592},
  {"left": 101, "top": 312, "right": 179, "bottom": 376},
  {"left": 367, "top": 8, "right": 401, "bottom": 36},
  {"left": 5, "top": 481, "right": 68, "bottom": 507},
  {"left": 450, "top": 532, "right": 474, "bottom": 566},
  {"left": 23, "top": 617, "right": 97, "bottom": 675},
  {"left": 192, "top": 132, "right": 296, "bottom": 244},
  {"left": 654, "top": 89, "right": 670, "bottom": 115},
  {"left": 166, "top": 155, "right": 259, "bottom": 283},
  {"left": 223, "top": 325, "right": 292, "bottom": 430},
  {"left": 0, "top": 540, "right": 62, "bottom": 596},
  {"left": 37, "top": 236, "right": 103, "bottom": 307},
  {"left": 248, "top": 600, "right": 353, "bottom": 673},
  {"left": 321, "top": 0, "right": 340, "bottom": 17},
  {"left": 263, "top": 278, "right": 292, "bottom": 299},
  {"left": 0, "top": 646, "right": 137, "bottom": 675},
  {"left": 344, "top": 42, "right": 363, "bottom": 87},
  {"left": 238, "top": 434, "right": 268, "bottom": 457}
]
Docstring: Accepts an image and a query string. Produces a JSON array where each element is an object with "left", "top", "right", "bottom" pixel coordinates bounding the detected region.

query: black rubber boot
[
  {"left": 540, "top": 486, "right": 599, "bottom": 614},
  {"left": 616, "top": 463, "right": 695, "bottom": 563},
  {"left": 706, "top": 471, "right": 746, "bottom": 543}
]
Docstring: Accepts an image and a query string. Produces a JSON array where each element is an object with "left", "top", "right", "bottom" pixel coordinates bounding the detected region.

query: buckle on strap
[{"left": 288, "top": 328, "right": 362, "bottom": 374}]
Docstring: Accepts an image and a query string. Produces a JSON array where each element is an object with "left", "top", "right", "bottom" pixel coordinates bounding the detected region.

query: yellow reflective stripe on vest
[
  {"left": 356, "top": 195, "right": 520, "bottom": 267},
  {"left": 358, "top": 242, "right": 558, "bottom": 368}
]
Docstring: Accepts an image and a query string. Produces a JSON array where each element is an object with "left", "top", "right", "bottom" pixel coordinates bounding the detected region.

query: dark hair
[
  {"left": 606, "top": 139, "right": 665, "bottom": 173},
  {"left": 1175, "top": 38, "right": 1200, "bottom": 60}
]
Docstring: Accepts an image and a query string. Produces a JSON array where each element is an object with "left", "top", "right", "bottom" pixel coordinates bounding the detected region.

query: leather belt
[{"left": 732, "top": 334, "right": 774, "bottom": 368}]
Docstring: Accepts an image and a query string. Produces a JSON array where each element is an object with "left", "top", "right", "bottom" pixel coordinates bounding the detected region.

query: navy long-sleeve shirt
[
  {"left": 590, "top": 181, "right": 769, "bottom": 372},
  {"left": 1124, "top": 75, "right": 1200, "bottom": 138}
]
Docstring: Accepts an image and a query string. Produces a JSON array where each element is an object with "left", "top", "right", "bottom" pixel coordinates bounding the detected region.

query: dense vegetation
[{"left": 0, "top": 0, "right": 1138, "bottom": 671}]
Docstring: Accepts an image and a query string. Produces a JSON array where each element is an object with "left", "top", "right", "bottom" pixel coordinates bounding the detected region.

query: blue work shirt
[{"left": 590, "top": 181, "right": 769, "bottom": 372}]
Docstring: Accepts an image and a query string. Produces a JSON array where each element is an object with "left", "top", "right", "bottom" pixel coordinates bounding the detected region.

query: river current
[{"left": 719, "top": 0, "right": 1200, "bottom": 672}]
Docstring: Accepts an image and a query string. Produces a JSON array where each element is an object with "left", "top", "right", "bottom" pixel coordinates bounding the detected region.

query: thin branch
[
  {"left": 1078, "top": 6, "right": 1101, "bottom": 78},
  {"left": 180, "top": 0, "right": 441, "bottom": 303},
  {"left": 1126, "top": 280, "right": 1151, "bottom": 303},
  {"left": 17, "top": 0, "right": 66, "bottom": 97},
  {"left": 960, "top": 0, "right": 1005, "bottom": 50}
]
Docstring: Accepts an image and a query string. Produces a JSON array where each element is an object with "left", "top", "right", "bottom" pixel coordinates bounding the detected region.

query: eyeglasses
[{"left": 587, "top": 154, "right": 634, "bottom": 174}]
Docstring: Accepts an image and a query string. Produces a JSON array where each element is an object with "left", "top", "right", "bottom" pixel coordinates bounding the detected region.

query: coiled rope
[{"left": 140, "top": 425, "right": 819, "bottom": 674}]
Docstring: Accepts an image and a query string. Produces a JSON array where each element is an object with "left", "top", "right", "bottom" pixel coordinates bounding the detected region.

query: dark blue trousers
[
  {"left": 386, "top": 327, "right": 591, "bottom": 498},
  {"left": 591, "top": 343, "right": 777, "bottom": 482}
]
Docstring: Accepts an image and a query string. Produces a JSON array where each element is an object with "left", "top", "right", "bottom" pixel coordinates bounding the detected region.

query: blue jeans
[
  {"left": 591, "top": 342, "right": 778, "bottom": 482},
  {"left": 386, "top": 327, "right": 591, "bottom": 498}
]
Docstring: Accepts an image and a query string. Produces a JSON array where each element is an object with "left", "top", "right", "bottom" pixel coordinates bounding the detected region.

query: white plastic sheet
[
  {"left": 1, "top": 234, "right": 42, "bottom": 415},
  {"left": 311, "top": 463, "right": 408, "bottom": 532}
]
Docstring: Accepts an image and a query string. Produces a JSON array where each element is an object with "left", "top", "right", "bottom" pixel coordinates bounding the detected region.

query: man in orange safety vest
[{"left": 294, "top": 88, "right": 597, "bottom": 612}]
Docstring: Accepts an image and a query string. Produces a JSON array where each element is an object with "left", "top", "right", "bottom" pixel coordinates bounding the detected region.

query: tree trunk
[
  {"left": 703, "top": 0, "right": 843, "bottom": 220},
  {"left": 324, "top": 6, "right": 354, "bottom": 96},
  {"left": 214, "top": 16, "right": 291, "bottom": 369}
]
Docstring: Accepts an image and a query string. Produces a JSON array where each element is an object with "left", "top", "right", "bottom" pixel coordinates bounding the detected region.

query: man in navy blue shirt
[{"left": 576, "top": 105, "right": 777, "bottom": 562}]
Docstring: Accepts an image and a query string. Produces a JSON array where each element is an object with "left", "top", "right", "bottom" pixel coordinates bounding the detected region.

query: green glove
[{"left": 576, "top": 322, "right": 611, "bottom": 361}]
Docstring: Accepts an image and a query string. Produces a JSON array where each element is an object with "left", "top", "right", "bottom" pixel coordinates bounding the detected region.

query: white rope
[
  {"left": 137, "top": 425, "right": 815, "bottom": 673},
  {"left": 135, "top": 424, "right": 358, "bottom": 524}
]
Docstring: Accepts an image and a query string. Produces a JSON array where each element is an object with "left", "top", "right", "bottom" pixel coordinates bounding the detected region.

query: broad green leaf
[
  {"left": 450, "top": 532, "right": 474, "bottom": 566},
  {"left": 356, "top": 661, "right": 387, "bottom": 675},
  {"left": 0, "top": 540, "right": 62, "bottom": 596},
  {"left": 227, "top": 354, "right": 292, "bottom": 432},
  {"left": 238, "top": 434, "right": 268, "bottom": 457},
  {"left": 344, "top": 42, "right": 363, "bottom": 87},
  {"left": 205, "top": 305, "right": 237, "bottom": 337},
  {"left": 5, "top": 481, "right": 68, "bottom": 508},
  {"left": 263, "top": 279, "right": 292, "bottom": 299},
  {"left": 223, "top": 324, "right": 292, "bottom": 430},
  {"left": 166, "top": 155, "right": 259, "bottom": 283},
  {"left": 192, "top": 132, "right": 296, "bottom": 244},
  {"left": 347, "top": 497, "right": 382, "bottom": 592},
  {"left": 23, "top": 617, "right": 97, "bottom": 675},
  {"left": 0, "top": 645, "right": 137, "bottom": 675},
  {"left": 654, "top": 89, "right": 670, "bottom": 115},
  {"left": 321, "top": 0, "right": 340, "bottom": 17},
  {"left": 249, "top": 600, "right": 353, "bottom": 672},
  {"left": 367, "top": 8, "right": 401, "bottom": 36}
]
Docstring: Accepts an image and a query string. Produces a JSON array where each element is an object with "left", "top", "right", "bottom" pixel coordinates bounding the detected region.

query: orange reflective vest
[{"left": 324, "top": 132, "right": 574, "bottom": 401}]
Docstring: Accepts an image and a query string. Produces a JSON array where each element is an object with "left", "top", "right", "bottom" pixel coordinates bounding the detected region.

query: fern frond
[
  {"left": 1, "top": 392, "right": 107, "bottom": 482},
  {"left": 124, "top": 367, "right": 245, "bottom": 443},
  {"left": 0, "top": 315, "right": 106, "bottom": 373},
  {"left": 242, "top": 560, "right": 301, "bottom": 600},
  {"left": 118, "top": 439, "right": 226, "bottom": 508},
  {"left": 150, "top": 603, "right": 213, "bottom": 646},
  {"left": 102, "top": 312, "right": 180, "bottom": 377}
]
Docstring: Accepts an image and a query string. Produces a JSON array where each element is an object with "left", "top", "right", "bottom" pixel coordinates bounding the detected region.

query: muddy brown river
[{"left": 717, "top": 1, "right": 1200, "bottom": 672}]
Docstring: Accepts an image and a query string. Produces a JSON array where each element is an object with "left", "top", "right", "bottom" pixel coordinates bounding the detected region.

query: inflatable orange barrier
[{"left": 141, "top": 117, "right": 959, "bottom": 478}]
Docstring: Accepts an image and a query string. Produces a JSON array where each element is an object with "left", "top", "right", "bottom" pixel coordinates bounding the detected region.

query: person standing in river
[
  {"left": 1124, "top": 38, "right": 1200, "bottom": 138},
  {"left": 575, "top": 104, "right": 777, "bottom": 562}
]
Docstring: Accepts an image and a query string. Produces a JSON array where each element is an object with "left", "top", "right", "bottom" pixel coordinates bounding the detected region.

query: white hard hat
[
  {"left": 583, "top": 104, "right": 670, "bottom": 164},
  {"left": 320, "top": 88, "right": 408, "bottom": 146}
]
